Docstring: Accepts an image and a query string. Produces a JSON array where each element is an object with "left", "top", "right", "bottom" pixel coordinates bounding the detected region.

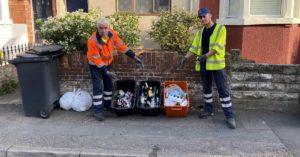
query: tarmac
[{"left": 0, "top": 90, "right": 300, "bottom": 157}]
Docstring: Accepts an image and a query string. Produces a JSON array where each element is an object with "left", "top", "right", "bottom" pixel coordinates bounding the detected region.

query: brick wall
[
  {"left": 9, "top": 0, "right": 34, "bottom": 44},
  {"left": 58, "top": 49, "right": 229, "bottom": 108},
  {"left": 58, "top": 49, "right": 300, "bottom": 112}
]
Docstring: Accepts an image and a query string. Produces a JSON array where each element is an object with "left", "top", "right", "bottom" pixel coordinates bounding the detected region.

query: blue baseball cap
[{"left": 198, "top": 7, "right": 210, "bottom": 17}]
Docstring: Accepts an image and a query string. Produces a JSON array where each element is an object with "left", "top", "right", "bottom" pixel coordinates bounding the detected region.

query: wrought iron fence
[{"left": 0, "top": 43, "right": 44, "bottom": 66}]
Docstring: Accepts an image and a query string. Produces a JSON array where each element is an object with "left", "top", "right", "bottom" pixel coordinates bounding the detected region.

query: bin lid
[
  {"left": 26, "top": 45, "right": 64, "bottom": 56},
  {"left": 9, "top": 53, "right": 49, "bottom": 64}
]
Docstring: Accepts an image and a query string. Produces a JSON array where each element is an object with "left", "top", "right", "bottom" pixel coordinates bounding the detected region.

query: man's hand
[
  {"left": 197, "top": 54, "right": 207, "bottom": 62},
  {"left": 106, "top": 71, "right": 117, "bottom": 80},
  {"left": 134, "top": 56, "right": 144, "bottom": 68},
  {"left": 179, "top": 57, "right": 186, "bottom": 67}
]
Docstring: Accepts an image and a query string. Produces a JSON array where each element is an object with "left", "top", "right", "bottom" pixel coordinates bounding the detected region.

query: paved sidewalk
[{"left": 0, "top": 91, "right": 299, "bottom": 157}]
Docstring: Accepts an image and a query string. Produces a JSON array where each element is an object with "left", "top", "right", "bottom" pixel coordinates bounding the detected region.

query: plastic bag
[
  {"left": 59, "top": 89, "right": 92, "bottom": 112},
  {"left": 59, "top": 91, "right": 76, "bottom": 110},
  {"left": 72, "top": 89, "right": 93, "bottom": 112}
]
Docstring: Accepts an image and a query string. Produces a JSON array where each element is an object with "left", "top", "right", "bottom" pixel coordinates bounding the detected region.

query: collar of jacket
[{"left": 96, "top": 30, "right": 113, "bottom": 44}]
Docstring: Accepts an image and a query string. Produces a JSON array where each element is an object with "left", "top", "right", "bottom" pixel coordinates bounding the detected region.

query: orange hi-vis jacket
[{"left": 87, "top": 30, "right": 129, "bottom": 68}]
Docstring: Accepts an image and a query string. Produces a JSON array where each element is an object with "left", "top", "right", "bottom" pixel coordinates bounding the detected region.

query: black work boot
[
  {"left": 94, "top": 112, "right": 105, "bottom": 121},
  {"left": 227, "top": 117, "right": 236, "bottom": 129},
  {"left": 198, "top": 111, "right": 214, "bottom": 119}
]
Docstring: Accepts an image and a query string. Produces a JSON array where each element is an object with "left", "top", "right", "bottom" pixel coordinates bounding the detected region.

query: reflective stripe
[
  {"left": 93, "top": 95, "right": 103, "bottom": 99},
  {"left": 204, "top": 93, "right": 213, "bottom": 98},
  {"left": 221, "top": 103, "right": 232, "bottom": 108},
  {"left": 214, "top": 25, "right": 223, "bottom": 43},
  {"left": 197, "top": 29, "right": 203, "bottom": 54},
  {"left": 92, "top": 55, "right": 102, "bottom": 59},
  {"left": 93, "top": 101, "right": 103, "bottom": 106},
  {"left": 104, "top": 91, "right": 112, "bottom": 95},
  {"left": 206, "top": 60, "right": 225, "bottom": 64},
  {"left": 89, "top": 36, "right": 97, "bottom": 40},
  {"left": 190, "top": 45, "right": 197, "bottom": 51},
  {"left": 115, "top": 41, "right": 124, "bottom": 47},
  {"left": 103, "top": 97, "right": 112, "bottom": 100},
  {"left": 220, "top": 97, "right": 231, "bottom": 102},
  {"left": 97, "top": 63, "right": 105, "bottom": 68},
  {"left": 205, "top": 98, "right": 213, "bottom": 103},
  {"left": 89, "top": 36, "right": 102, "bottom": 50},
  {"left": 88, "top": 61, "right": 105, "bottom": 68},
  {"left": 210, "top": 43, "right": 224, "bottom": 50},
  {"left": 88, "top": 61, "right": 96, "bottom": 65}
]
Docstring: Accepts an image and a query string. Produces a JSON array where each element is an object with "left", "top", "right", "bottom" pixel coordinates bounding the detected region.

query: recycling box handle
[{"left": 171, "top": 107, "right": 183, "bottom": 111}]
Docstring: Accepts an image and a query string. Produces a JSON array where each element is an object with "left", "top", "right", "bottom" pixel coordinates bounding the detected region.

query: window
[
  {"left": 250, "top": 0, "right": 282, "bottom": 15},
  {"left": 117, "top": 0, "right": 170, "bottom": 14},
  {"left": 32, "top": 0, "right": 53, "bottom": 20},
  {"left": 66, "top": 0, "right": 88, "bottom": 12},
  {"left": 228, "top": 0, "right": 239, "bottom": 17}
]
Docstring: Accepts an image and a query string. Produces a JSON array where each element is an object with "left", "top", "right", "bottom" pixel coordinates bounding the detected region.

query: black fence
[{"left": 0, "top": 43, "right": 44, "bottom": 66}]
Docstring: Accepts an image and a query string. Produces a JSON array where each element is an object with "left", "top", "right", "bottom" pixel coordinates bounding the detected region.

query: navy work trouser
[
  {"left": 89, "top": 65, "right": 113, "bottom": 114},
  {"left": 200, "top": 65, "right": 234, "bottom": 118}
]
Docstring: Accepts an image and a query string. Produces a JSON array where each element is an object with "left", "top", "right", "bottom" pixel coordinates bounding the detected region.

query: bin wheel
[{"left": 40, "top": 109, "right": 50, "bottom": 119}]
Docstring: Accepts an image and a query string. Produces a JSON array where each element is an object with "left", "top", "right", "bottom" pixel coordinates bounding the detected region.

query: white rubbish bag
[
  {"left": 59, "top": 91, "right": 76, "bottom": 110},
  {"left": 72, "top": 89, "right": 93, "bottom": 112}
]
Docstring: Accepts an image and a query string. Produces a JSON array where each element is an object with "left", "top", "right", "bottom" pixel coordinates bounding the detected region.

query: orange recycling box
[{"left": 163, "top": 81, "right": 189, "bottom": 117}]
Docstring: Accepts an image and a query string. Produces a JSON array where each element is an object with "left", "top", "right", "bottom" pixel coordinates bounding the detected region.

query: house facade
[
  {"left": 0, "top": 0, "right": 30, "bottom": 48},
  {"left": 201, "top": 0, "right": 300, "bottom": 64},
  {"left": 56, "top": 0, "right": 200, "bottom": 48},
  {"left": 1, "top": 0, "right": 200, "bottom": 49}
]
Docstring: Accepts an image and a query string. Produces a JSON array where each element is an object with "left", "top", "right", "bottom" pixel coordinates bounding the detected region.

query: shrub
[
  {"left": 0, "top": 79, "right": 19, "bottom": 96},
  {"left": 149, "top": 10, "right": 202, "bottom": 54},
  {"left": 108, "top": 12, "right": 141, "bottom": 48},
  {"left": 38, "top": 9, "right": 102, "bottom": 53},
  {"left": 109, "top": 13, "right": 141, "bottom": 47},
  {"left": 38, "top": 10, "right": 141, "bottom": 53}
]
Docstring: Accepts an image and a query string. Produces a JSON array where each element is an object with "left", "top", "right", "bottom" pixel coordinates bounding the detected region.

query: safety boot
[
  {"left": 227, "top": 117, "right": 236, "bottom": 129},
  {"left": 94, "top": 112, "right": 105, "bottom": 121},
  {"left": 198, "top": 111, "right": 214, "bottom": 119}
]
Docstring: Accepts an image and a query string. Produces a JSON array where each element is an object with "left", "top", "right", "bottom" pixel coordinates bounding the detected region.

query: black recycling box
[
  {"left": 112, "top": 80, "right": 136, "bottom": 116},
  {"left": 136, "top": 81, "right": 162, "bottom": 115}
]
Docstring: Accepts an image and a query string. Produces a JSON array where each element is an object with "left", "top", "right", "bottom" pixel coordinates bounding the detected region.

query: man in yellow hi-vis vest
[{"left": 180, "top": 8, "right": 236, "bottom": 129}]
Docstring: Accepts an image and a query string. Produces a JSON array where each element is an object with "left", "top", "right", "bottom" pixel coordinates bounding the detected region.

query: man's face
[
  {"left": 97, "top": 23, "right": 109, "bottom": 37},
  {"left": 199, "top": 14, "right": 212, "bottom": 25}
]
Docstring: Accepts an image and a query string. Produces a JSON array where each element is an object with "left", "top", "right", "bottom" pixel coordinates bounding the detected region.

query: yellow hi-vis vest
[{"left": 188, "top": 23, "right": 226, "bottom": 71}]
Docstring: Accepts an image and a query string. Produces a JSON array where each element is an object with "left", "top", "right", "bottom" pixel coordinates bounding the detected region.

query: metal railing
[{"left": 0, "top": 43, "right": 44, "bottom": 66}]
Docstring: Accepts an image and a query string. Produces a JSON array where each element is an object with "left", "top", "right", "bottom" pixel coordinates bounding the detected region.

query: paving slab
[
  {"left": 0, "top": 146, "right": 9, "bottom": 157},
  {"left": 7, "top": 147, "right": 80, "bottom": 157},
  {"left": 0, "top": 102, "right": 294, "bottom": 157}
]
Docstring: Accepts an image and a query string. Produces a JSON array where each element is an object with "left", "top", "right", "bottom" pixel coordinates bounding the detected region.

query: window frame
[
  {"left": 116, "top": 0, "right": 171, "bottom": 15},
  {"left": 218, "top": 0, "right": 300, "bottom": 25},
  {"left": 227, "top": 0, "right": 240, "bottom": 18}
]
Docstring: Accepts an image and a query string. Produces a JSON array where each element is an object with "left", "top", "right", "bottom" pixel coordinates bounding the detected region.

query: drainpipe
[
  {"left": 189, "top": 0, "right": 193, "bottom": 13},
  {"left": 30, "top": 0, "right": 35, "bottom": 44}
]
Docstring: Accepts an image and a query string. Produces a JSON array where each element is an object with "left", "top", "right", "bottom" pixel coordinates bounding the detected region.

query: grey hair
[{"left": 96, "top": 17, "right": 110, "bottom": 27}]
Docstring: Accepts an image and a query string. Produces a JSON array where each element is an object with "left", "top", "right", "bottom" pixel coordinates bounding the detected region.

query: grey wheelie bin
[{"left": 9, "top": 45, "right": 64, "bottom": 119}]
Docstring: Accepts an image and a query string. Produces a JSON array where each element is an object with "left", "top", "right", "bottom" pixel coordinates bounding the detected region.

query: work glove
[
  {"left": 134, "top": 56, "right": 144, "bottom": 68},
  {"left": 106, "top": 70, "right": 117, "bottom": 80},
  {"left": 179, "top": 57, "right": 186, "bottom": 68},
  {"left": 197, "top": 54, "right": 207, "bottom": 62}
]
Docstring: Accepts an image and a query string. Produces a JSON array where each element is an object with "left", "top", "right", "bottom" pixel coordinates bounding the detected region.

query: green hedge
[{"left": 149, "top": 10, "right": 202, "bottom": 54}]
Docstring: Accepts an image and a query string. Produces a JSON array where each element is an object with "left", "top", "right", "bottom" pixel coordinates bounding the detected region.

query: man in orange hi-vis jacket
[{"left": 87, "top": 17, "right": 143, "bottom": 121}]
